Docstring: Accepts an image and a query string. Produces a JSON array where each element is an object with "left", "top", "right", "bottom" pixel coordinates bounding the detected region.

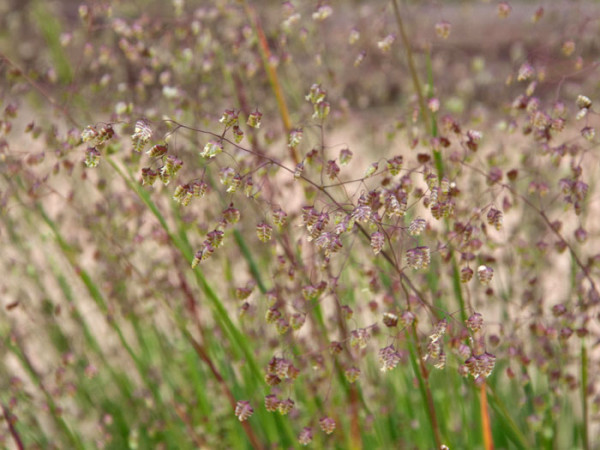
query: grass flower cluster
[{"left": 1, "top": 1, "right": 599, "bottom": 449}]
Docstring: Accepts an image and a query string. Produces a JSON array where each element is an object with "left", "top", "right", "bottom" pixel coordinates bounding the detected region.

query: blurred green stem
[
  {"left": 37, "top": 205, "right": 167, "bottom": 409},
  {"left": 106, "top": 156, "right": 298, "bottom": 445},
  {"left": 391, "top": 0, "right": 442, "bottom": 178},
  {"left": 406, "top": 325, "right": 442, "bottom": 448},
  {"left": 391, "top": 4, "right": 497, "bottom": 448},
  {"left": 240, "top": 0, "right": 298, "bottom": 163},
  {"left": 487, "top": 385, "right": 529, "bottom": 449},
  {"left": 6, "top": 334, "right": 84, "bottom": 449},
  {"left": 182, "top": 328, "right": 265, "bottom": 450},
  {"left": 2, "top": 403, "right": 24, "bottom": 450},
  {"left": 391, "top": 0, "right": 430, "bottom": 133},
  {"left": 581, "top": 341, "right": 589, "bottom": 450}
]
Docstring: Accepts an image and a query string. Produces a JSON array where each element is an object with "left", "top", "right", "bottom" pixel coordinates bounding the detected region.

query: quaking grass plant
[{"left": 1, "top": 1, "right": 599, "bottom": 448}]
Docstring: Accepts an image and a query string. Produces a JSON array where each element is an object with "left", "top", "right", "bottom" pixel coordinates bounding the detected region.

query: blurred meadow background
[{"left": 1, "top": 1, "right": 600, "bottom": 449}]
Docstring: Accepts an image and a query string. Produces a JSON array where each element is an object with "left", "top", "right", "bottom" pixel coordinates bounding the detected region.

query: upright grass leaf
[
  {"left": 5, "top": 336, "right": 85, "bottom": 449},
  {"left": 240, "top": 0, "right": 298, "bottom": 164},
  {"left": 105, "top": 156, "right": 299, "bottom": 446},
  {"left": 580, "top": 341, "right": 589, "bottom": 450},
  {"left": 31, "top": 1, "right": 73, "bottom": 84},
  {"left": 487, "top": 385, "right": 530, "bottom": 450}
]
